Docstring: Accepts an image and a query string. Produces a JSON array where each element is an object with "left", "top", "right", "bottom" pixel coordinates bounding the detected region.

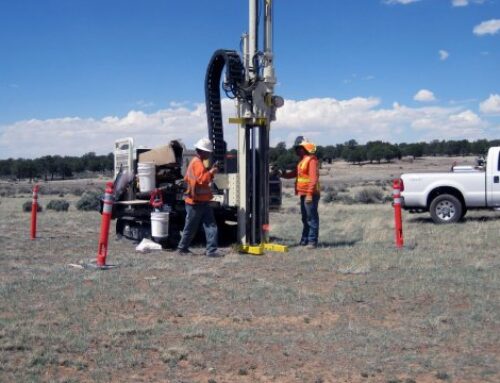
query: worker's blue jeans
[
  {"left": 300, "top": 194, "right": 320, "bottom": 245},
  {"left": 178, "top": 202, "right": 218, "bottom": 255}
]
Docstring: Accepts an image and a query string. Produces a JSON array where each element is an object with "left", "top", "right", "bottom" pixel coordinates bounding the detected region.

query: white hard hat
[{"left": 194, "top": 138, "right": 213, "bottom": 153}]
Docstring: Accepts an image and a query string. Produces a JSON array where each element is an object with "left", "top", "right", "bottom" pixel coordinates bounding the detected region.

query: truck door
[{"left": 487, "top": 148, "right": 500, "bottom": 207}]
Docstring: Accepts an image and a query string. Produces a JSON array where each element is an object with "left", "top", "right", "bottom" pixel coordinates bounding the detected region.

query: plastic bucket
[
  {"left": 137, "top": 162, "right": 155, "bottom": 192},
  {"left": 151, "top": 212, "right": 169, "bottom": 239}
]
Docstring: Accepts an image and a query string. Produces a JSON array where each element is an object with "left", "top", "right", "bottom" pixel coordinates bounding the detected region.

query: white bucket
[
  {"left": 137, "top": 162, "right": 155, "bottom": 192},
  {"left": 151, "top": 212, "right": 169, "bottom": 239}
]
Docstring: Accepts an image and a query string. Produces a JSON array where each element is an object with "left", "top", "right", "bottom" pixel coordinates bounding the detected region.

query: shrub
[
  {"left": 0, "top": 188, "right": 16, "bottom": 197},
  {"left": 354, "top": 188, "right": 384, "bottom": 204},
  {"left": 336, "top": 184, "right": 349, "bottom": 193},
  {"left": 47, "top": 199, "right": 70, "bottom": 212},
  {"left": 336, "top": 194, "right": 355, "bottom": 205},
  {"left": 76, "top": 191, "right": 102, "bottom": 211},
  {"left": 17, "top": 185, "right": 33, "bottom": 195},
  {"left": 37, "top": 185, "right": 49, "bottom": 194},
  {"left": 71, "top": 187, "right": 85, "bottom": 196},
  {"left": 322, "top": 190, "right": 337, "bottom": 204},
  {"left": 22, "top": 200, "right": 42, "bottom": 212}
]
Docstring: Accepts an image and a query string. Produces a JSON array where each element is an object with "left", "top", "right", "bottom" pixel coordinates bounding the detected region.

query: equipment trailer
[{"left": 112, "top": 138, "right": 240, "bottom": 247}]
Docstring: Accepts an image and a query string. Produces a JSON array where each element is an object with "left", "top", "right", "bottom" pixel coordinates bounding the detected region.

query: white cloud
[
  {"left": 384, "top": 0, "right": 420, "bottom": 4},
  {"left": 480, "top": 94, "right": 500, "bottom": 115},
  {"left": 414, "top": 89, "right": 436, "bottom": 102},
  {"left": 410, "top": 109, "right": 486, "bottom": 140},
  {"left": 439, "top": 50, "right": 449, "bottom": 61},
  {"left": 343, "top": 74, "right": 375, "bottom": 84},
  {"left": 0, "top": 103, "right": 213, "bottom": 158},
  {"left": 449, "top": 98, "right": 477, "bottom": 105},
  {"left": 135, "top": 100, "right": 155, "bottom": 108},
  {"left": 274, "top": 98, "right": 487, "bottom": 145},
  {"left": 452, "top": 0, "right": 486, "bottom": 6},
  {"left": 0, "top": 97, "right": 493, "bottom": 158},
  {"left": 473, "top": 19, "right": 500, "bottom": 36},
  {"left": 448, "top": 110, "right": 482, "bottom": 126}
]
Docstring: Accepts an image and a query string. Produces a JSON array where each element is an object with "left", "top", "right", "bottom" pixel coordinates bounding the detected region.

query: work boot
[
  {"left": 175, "top": 248, "right": 192, "bottom": 256},
  {"left": 206, "top": 251, "right": 225, "bottom": 258}
]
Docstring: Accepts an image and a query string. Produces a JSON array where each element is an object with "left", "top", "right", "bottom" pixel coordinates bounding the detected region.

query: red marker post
[
  {"left": 96, "top": 182, "right": 115, "bottom": 267},
  {"left": 31, "top": 184, "right": 39, "bottom": 240},
  {"left": 392, "top": 179, "right": 404, "bottom": 248}
]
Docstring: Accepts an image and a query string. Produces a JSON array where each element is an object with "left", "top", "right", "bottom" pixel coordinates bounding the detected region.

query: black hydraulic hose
[{"left": 205, "top": 49, "right": 246, "bottom": 172}]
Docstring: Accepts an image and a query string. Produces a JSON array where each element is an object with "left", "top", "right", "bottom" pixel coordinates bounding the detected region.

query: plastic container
[
  {"left": 137, "top": 162, "right": 155, "bottom": 192},
  {"left": 151, "top": 212, "right": 169, "bottom": 239}
]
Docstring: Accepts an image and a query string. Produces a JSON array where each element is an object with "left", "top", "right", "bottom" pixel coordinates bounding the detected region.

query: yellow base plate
[
  {"left": 240, "top": 243, "right": 288, "bottom": 255},
  {"left": 263, "top": 243, "right": 288, "bottom": 253}
]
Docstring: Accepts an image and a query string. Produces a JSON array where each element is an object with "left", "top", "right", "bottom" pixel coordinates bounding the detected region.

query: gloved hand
[
  {"left": 209, "top": 161, "right": 220, "bottom": 175},
  {"left": 305, "top": 195, "right": 313, "bottom": 204},
  {"left": 209, "top": 166, "right": 219, "bottom": 175}
]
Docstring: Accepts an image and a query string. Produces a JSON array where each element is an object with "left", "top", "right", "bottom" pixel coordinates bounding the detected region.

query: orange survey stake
[
  {"left": 30, "top": 184, "right": 39, "bottom": 240},
  {"left": 96, "top": 182, "right": 114, "bottom": 266},
  {"left": 392, "top": 179, "right": 404, "bottom": 248}
]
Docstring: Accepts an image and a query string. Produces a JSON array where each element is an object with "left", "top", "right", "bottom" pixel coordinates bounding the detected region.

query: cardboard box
[{"left": 138, "top": 144, "right": 177, "bottom": 166}]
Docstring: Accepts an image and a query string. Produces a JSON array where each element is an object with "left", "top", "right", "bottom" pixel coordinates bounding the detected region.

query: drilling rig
[
  {"left": 111, "top": 0, "right": 285, "bottom": 254},
  {"left": 205, "top": 0, "right": 285, "bottom": 253}
]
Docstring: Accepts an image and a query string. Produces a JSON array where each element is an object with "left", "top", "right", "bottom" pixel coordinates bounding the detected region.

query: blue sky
[{"left": 1, "top": 0, "right": 499, "bottom": 158}]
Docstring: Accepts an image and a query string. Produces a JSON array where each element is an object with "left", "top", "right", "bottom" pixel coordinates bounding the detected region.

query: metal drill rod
[
  {"left": 249, "top": 0, "right": 258, "bottom": 76},
  {"left": 251, "top": 125, "right": 257, "bottom": 244},
  {"left": 260, "top": 124, "right": 270, "bottom": 243},
  {"left": 245, "top": 125, "right": 252, "bottom": 243},
  {"left": 264, "top": 0, "right": 273, "bottom": 54}
]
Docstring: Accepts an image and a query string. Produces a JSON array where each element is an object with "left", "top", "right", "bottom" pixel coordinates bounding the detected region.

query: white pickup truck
[{"left": 400, "top": 147, "right": 500, "bottom": 224}]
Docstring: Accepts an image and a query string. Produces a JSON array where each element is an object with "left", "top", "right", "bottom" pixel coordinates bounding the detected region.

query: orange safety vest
[
  {"left": 296, "top": 155, "right": 320, "bottom": 196},
  {"left": 184, "top": 156, "right": 213, "bottom": 204}
]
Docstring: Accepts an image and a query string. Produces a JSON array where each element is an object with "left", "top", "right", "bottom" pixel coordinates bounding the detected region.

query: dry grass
[{"left": 0, "top": 157, "right": 499, "bottom": 383}]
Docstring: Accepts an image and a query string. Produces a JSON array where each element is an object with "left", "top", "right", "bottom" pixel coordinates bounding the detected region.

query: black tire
[
  {"left": 429, "top": 194, "right": 463, "bottom": 224},
  {"left": 461, "top": 208, "right": 468, "bottom": 219}
]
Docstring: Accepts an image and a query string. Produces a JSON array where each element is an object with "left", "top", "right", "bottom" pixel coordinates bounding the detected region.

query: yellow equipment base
[{"left": 240, "top": 243, "right": 288, "bottom": 255}]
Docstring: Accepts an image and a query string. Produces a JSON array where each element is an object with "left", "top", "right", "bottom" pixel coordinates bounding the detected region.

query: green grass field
[{"left": 0, "top": 180, "right": 499, "bottom": 383}]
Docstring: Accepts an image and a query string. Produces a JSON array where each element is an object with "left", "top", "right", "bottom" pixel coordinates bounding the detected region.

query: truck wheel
[
  {"left": 461, "top": 208, "right": 468, "bottom": 219},
  {"left": 429, "top": 194, "right": 463, "bottom": 224}
]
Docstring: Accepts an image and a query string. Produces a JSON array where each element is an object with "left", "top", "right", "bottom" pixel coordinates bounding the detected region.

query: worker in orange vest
[
  {"left": 177, "top": 138, "right": 223, "bottom": 257},
  {"left": 281, "top": 136, "right": 320, "bottom": 249}
]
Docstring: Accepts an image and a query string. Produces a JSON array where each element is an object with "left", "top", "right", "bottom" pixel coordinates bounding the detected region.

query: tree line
[
  {"left": 1, "top": 138, "right": 498, "bottom": 181},
  {"left": 0, "top": 152, "right": 114, "bottom": 182},
  {"left": 270, "top": 138, "right": 499, "bottom": 169}
]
